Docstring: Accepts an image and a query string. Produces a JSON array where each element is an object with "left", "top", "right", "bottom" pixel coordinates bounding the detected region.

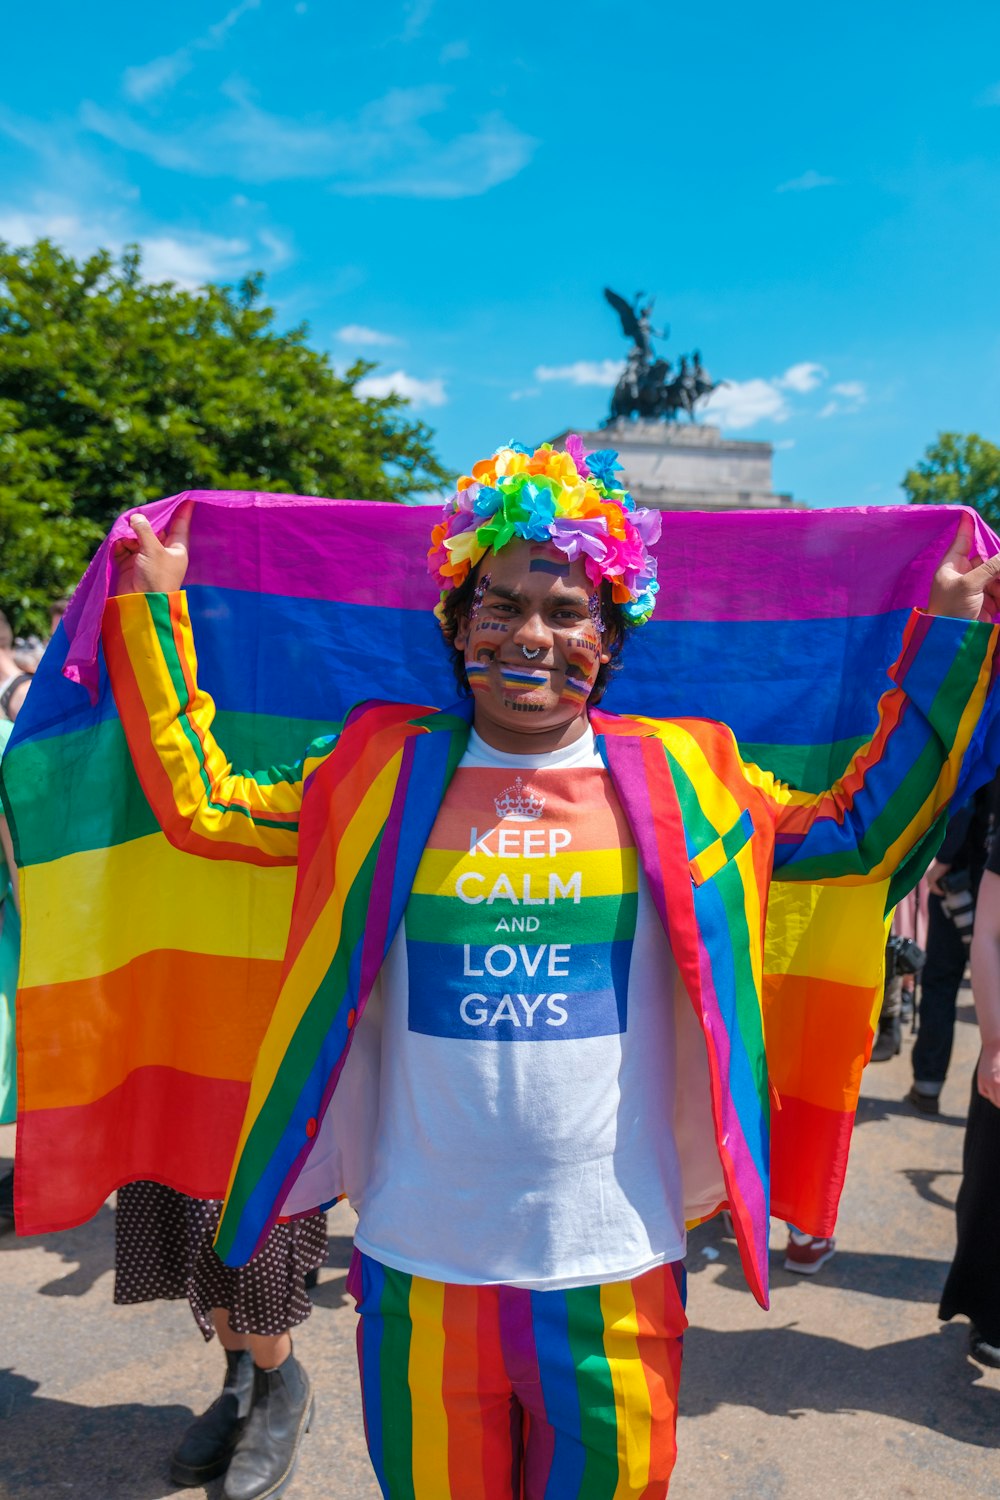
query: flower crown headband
[{"left": 428, "top": 435, "right": 662, "bottom": 627}]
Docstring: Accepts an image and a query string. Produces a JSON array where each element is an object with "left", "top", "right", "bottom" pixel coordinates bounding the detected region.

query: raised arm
[
  {"left": 750, "top": 518, "right": 1000, "bottom": 885},
  {"left": 103, "top": 505, "right": 337, "bottom": 866}
]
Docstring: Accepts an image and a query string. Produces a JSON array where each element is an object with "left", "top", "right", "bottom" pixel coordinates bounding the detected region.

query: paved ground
[{"left": 3, "top": 996, "right": 999, "bottom": 1500}]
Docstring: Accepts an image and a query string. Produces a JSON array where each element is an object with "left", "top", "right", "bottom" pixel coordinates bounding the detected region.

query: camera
[
  {"left": 886, "top": 933, "right": 926, "bottom": 976},
  {"left": 940, "top": 868, "right": 976, "bottom": 946}
]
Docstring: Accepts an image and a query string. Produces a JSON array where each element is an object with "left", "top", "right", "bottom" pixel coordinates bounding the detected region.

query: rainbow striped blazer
[{"left": 103, "top": 591, "right": 997, "bottom": 1307}]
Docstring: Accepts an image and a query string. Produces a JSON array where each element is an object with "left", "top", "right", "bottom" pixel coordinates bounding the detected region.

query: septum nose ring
[{"left": 521, "top": 645, "right": 542, "bottom": 660}]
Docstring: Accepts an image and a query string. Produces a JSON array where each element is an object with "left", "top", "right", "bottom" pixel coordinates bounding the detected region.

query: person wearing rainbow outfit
[{"left": 106, "top": 436, "right": 1000, "bottom": 1498}]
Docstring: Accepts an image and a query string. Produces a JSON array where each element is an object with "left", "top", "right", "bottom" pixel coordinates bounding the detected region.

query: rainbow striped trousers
[{"left": 349, "top": 1251, "right": 687, "bottom": 1499}]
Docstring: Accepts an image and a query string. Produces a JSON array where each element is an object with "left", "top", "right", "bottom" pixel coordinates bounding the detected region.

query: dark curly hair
[{"left": 437, "top": 560, "right": 632, "bottom": 705}]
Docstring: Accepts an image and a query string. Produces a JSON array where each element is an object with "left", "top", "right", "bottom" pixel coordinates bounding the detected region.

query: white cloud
[
  {"left": 0, "top": 105, "right": 133, "bottom": 206},
  {"left": 402, "top": 0, "right": 436, "bottom": 41},
  {"left": 440, "top": 39, "right": 470, "bottom": 63},
  {"left": 530, "top": 356, "right": 865, "bottom": 432},
  {"left": 702, "top": 378, "right": 790, "bottom": 429},
  {"left": 702, "top": 364, "right": 870, "bottom": 429},
  {"left": 337, "top": 323, "right": 401, "bottom": 346},
  {"left": 776, "top": 361, "right": 827, "bottom": 393},
  {"left": 256, "top": 226, "right": 294, "bottom": 267},
  {"left": 140, "top": 232, "right": 253, "bottom": 284},
  {"left": 510, "top": 386, "right": 541, "bottom": 401},
  {"left": 0, "top": 199, "right": 283, "bottom": 289},
  {"left": 773, "top": 439, "right": 796, "bottom": 450},
  {"left": 776, "top": 169, "right": 838, "bottom": 193},
  {"left": 535, "top": 359, "right": 624, "bottom": 387},
  {"left": 356, "top": 369, "right": 447, "bottom": 407},
  {"left": 819, "top": 381, "right": 868, "bottom": 418},
  {"left": 0, "top": 104, "right": 296, "bottom": 287},
  {"left": 123, "top": 0, "right": 262, "bottom": 103},
  {"left": 81, "top": 84, "right": 536, "bottom": 198},
  {"left": 832, "top": 380, "right": 866, "bottom": 400},
  {"left": 336, "top": 110, "right": 535, "bottom": 199},
  {"left": 123, "top": 54, "right": 194, "bottom": 103}
]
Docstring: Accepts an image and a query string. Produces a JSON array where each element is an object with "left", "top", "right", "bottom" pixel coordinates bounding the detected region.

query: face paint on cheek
[
  {"left": 466, "top": 612, "right": 511, "bottom": 656},
  {"left": 561, "top": 675, "right": 592, "bottom": 706},
  {"left": 467, "top": 642, "right": 497, "bottom": 690},
  {"left": 466, "top": 618, "right": 508, "bottom": 680},
  {"left": 560, "top": 628, "right": 602, "bottom": 707},
  {"left": 564, "top": 634, "right": 601, "bottom": 665},
  {"left": 499, "top": 665, "right": 551, "bottom": 693}
]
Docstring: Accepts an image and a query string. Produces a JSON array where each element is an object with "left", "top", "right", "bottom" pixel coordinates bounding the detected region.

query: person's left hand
[
  {"left": 928, "top": 512, "right": 1000, "bottom": 622},
  {"left": 925, "top": 859, "right": 950, "bottom": 896},
  {"left": 976, "top": 1040, "right": 1000, "bottom": 1108}
]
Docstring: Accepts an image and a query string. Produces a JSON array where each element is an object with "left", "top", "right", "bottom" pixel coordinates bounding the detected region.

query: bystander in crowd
[
  {"left": 906, "top": 779, "right": 999, "bottom": 1114},
  {"left": 939, "top": 833, "right": 1000, "bottom": 1366}
]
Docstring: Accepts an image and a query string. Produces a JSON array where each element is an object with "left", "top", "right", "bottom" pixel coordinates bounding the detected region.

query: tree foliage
[
  {"left": 903, "top": 432, "right": 1000, "bottom": 531},
  {"left": 0, "top": 240, "right": 447, "bottom": 632}
]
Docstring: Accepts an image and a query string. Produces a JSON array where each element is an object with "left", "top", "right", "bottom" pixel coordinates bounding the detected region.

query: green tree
[
  {"left": 903, "top": 432, "right": 1000, "bottom": 530},
  {"left": 0, "top": 240, "right": 447, "bottom": 633}
]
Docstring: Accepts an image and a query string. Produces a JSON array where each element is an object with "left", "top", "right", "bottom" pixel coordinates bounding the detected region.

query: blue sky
[{"left": 3, "top": 0, "right": 1000, "bottom": 506}]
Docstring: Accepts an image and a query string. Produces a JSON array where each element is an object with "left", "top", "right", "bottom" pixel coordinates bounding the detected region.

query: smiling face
[{"left": 453, "top": 541, "right": 611, "bottom": 752}]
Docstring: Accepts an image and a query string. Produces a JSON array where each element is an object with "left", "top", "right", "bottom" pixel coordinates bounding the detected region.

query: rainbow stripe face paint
[
  {"left": 562, "top": 675, "right": 591, "bottom": 705},
  {"left": 499, "top": 665, "right": 549, "bottom": 692},
  {"left": 559, "top": 627, "right": 602, "bottom": 708}
]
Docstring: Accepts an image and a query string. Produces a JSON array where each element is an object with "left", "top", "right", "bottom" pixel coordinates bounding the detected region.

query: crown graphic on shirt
[{"left": 494, "top": 776, "right": 545, "bottom": 821}]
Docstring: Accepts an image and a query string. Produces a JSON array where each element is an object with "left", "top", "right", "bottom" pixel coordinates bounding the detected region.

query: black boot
[
  {"left": 171, "top": 1348, "right": 255, "bottom": 1486},
  {"left": 869, "top": 1015, "right": 901, "bottom": 1062},
  {"left": 969, "top": 1325, "right": 1000, "bottom": 1369},
  {"left": 223, "top": 1351, "right": 313, "bottom": 1500}
]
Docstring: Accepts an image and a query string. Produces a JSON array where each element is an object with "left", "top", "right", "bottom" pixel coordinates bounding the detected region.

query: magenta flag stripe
[{"left": 63, "top": 489, "right": 989, "bottom": 701}]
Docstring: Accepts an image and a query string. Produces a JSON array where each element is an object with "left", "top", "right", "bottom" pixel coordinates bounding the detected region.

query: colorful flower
[
  {"left": 584, "top": 449, "right": 624, "bottom": 487},
  {"left": 427, "top": 434, "right": 661, "bottom": 626}
]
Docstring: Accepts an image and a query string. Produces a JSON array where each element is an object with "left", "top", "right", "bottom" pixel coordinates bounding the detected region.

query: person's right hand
[
  {"left": 112, "top": 501, "right": 194, "bottom": 595},
  {"left": 977, "top": 1040, "right": 1000, "bottom": 1109}
]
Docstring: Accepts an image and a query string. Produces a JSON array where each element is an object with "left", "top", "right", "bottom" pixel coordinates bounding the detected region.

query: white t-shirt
[{"left": 353, "top": 726, "right": 686, "bottom": 1288}]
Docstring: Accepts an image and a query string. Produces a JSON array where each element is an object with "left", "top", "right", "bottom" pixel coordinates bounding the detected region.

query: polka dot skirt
[{"left": 114, "top": 1181, "right": 328, "bottom": 1342}]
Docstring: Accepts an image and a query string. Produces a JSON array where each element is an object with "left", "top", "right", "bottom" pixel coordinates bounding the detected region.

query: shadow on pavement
[
  {"left": 0, "top": 1201, "right": 115, "bottom": 1297},
  {"left": 0, "top": 1369, "right": 201, "bottom": 1499},
  {"left": 854, "top": 1094, "right": 967, "bottom": 1128},
  {"left": 308, "top": 1231, "right": 353, "bottom": 1311},
  {"left": 687, "top": 1227, "right": 950, "bottom": 1304},
  {"left": 902, "top": 1165, "right": 961, "bottom": 1212},
  {"left": 680, "top": 1322, "right": 999, "bottom": 1447},
  {"left": 311, "top": 1272, "right": 350, "bottom": 1310}
]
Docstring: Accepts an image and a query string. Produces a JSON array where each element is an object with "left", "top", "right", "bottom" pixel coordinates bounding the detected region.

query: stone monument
[
  {"left": 550, "top": 421, "right": 796, "bottom": 512},
  {"left": 552, "top": 288, "right": 799, "bottom": 511}
]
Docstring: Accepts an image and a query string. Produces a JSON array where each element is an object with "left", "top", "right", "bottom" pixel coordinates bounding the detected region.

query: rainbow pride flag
[{"left": 5, "top": 493, "right": 1000, "bottom": 1240}]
